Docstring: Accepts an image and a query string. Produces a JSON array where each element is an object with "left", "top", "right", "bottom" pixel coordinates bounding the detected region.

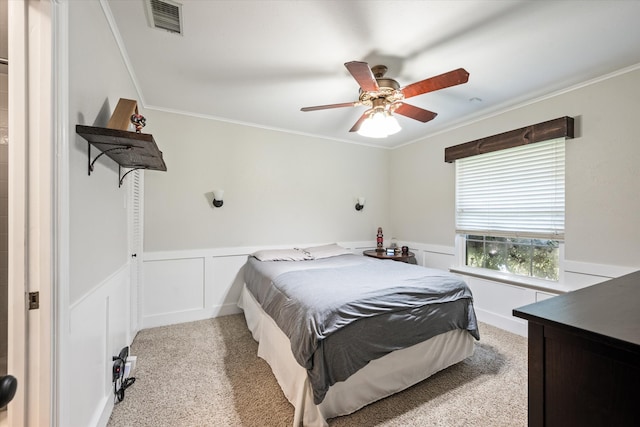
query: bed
[{"left": 238, "top": 244, "right": 479, "bottom": 426}]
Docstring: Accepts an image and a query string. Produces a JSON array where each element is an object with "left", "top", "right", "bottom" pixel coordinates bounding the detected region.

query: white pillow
[
  {"left": 304, "top": 243, "right": 352, "bottom": 259},
  {"left": 252, "top": 248, "right": 313, "bottom": 261}
]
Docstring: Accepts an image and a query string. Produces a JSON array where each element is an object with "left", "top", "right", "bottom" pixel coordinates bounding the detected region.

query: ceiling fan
[{"left": 301, "top": 61, "right": 469, "bottom": 137}]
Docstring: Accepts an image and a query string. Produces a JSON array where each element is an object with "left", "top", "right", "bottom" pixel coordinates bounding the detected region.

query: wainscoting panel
[
  {"left": 142, "top": 254, "right": 244, "bottom": 329},
  {"left": 67, "top": 264, "right": 131, "bottom": 427},
  {"left": 140, "top": 242, "right": 637, "bottom": 338},
  {"left": 464, "top": 276, "right": 533, "bottom": 336},
  {"left": 206, "top": 255, "right": 248, "bottom": 317},
  {"left": 389, "top": 241, "right": 636, "bottom": 337},
  {"left": 141, "top": 242, "right": 373, "bottom": 328},
  {"left": 143, "top": 257, "right": 205, "bottom": 319}
]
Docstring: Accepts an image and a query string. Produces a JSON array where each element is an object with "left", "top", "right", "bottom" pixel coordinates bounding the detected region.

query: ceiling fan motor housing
[
  {"left": 375, "top": 78, "right": 400, "bottom": 90},
  {"left": 359, "top": 75, "right": 403, "bottom": 107}
]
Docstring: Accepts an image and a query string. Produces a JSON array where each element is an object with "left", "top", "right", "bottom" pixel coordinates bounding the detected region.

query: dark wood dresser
[{"left": 513, "top": 270, "right": 640, "bottom": 427}]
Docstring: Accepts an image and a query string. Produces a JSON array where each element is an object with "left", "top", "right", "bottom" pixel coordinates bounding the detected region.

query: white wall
[
  {"left": 141, "top": 66, "right": 640, "bottom": 336},
  {"left": 60, "top": 1, "right": 640, "bottom": 424},
  {"left": 390, "top": 67, "right": 640, "bottom": 268},
  {"left": 66, "top": 1, "right": 138, "bottom": 426},
  {"left": 140, "top": 109, "right": 392, "bottom": 328},
  {"left": 69, "top": 1, "right": 133, "bottom": 304},
  {"left": 143, "top": 109, "right": 390, "bottom": 251},
  {"left": 390, "top": 67, "right": 640, "bottom": 334}
]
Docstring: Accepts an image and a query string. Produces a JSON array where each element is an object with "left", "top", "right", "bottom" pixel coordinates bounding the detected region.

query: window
[
  {"left": 455, "top": 138, "right": 565, "bottom": 281},
  {"left": 465, "top": 235, "right": 560, "bottom": 280}
]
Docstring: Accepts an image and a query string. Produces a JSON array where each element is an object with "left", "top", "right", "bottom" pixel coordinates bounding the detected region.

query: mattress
[
  {"left": 243, "top": 254, "right": 479, "bottom": 403},
  {"left": 239, "top": 285, "right": 475, "bottom": 426},
  {"left": 239, "top": 253, "right": 479, "bottom": 425}
]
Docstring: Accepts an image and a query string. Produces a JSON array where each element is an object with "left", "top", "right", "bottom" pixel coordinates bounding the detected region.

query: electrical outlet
[
  {"left": 112, "top": 359, "right": 124, "bottom": 382},
  {"left": 124, "top": 356, "right": 137, "bottom": 378}
]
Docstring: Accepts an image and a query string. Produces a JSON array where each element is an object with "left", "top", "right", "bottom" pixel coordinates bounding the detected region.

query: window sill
[{"left": 449, "top": 266, "right": 572, "bottom": 295}]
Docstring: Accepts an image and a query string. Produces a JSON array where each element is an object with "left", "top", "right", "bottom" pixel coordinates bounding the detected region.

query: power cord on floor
[{"left": 114, "top": 376, "right": 136, "bottom": 403}]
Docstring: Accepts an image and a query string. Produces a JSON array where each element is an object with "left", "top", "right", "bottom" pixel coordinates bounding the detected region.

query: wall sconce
[
  {"left": 355, "top": 196, "right": 366, "bottom": 211},
  {"left": 212, "top": 189, "right": 224, "bottom": 208}
]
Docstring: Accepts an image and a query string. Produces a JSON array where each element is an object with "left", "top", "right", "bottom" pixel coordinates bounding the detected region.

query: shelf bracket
[
  {"left": 119, "top": 166, "right": 143, "bottom": 188},
  {"left": 88, "top": 142, "right": 133, "bottom": 175}
]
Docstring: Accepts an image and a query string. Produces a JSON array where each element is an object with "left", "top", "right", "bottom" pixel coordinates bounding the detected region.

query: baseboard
[
  {"left": 94, "top": 396, "right": 113, "bottom": 427},
  {"left": 474, "top": 307, "right": 528, "bottom": 337},
  {"left": 142, "top": 303, "right": 243, "bottom": 329}
]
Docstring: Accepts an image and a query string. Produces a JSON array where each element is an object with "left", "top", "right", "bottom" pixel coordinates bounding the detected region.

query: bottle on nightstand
[{"left": 376, "top": 227, "right": 384, "bottom": 252}]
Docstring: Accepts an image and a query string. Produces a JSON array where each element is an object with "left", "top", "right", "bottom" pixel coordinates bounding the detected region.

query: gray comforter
[{"left": 243, "top": 254, "right": 479, "bottom": 404}]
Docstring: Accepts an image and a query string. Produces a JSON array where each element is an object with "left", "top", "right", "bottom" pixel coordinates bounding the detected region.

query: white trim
[
  {"left": 563, "top": 260, "right": 636, "bottom": 279},
  {"left": 52, "top": 1, "right": 70, "bottom": 426},
  {"left": 93, "top": 396, "right": 113, "bottom": 427},
  {"left": 142, "top": 104, "right": 388, "bottom": 150},
  {"left": 31, "top": 2, "right": 54, "bottom": 421},
  {"left": 472, "top": 307, "right": 528, "bottom": 337},
  {"left": 452, "top": 232, "right": 635, "bottom": 293},
  {"left": 141, "top": 303, "right": 241, "bottom": 329},
  {"left": 69, "top": 264, "right": 130, "bottom": 311},
  {"left": 450, "top": 266, "right": 573, "bottom": 294},
  {"left": 402, "top": 241, "right": 455, "bottom": 256},
  {"left": 394, "top": 62, "right": 640, "bottom": 150},
  {"left": 7, "top": 0, "right": 28, "bottom": 423},
  {"left": 143, "top": 241, "right": 375, "bottom": 261},
  {"left": 98, "top": 0, "right": 146, "bottom": 105},
  {"left": 127, "top": 170, "right": 144, "bottom": 338},
  {"left": 8, "top": 1, "right": 56, "bottom": 425}
]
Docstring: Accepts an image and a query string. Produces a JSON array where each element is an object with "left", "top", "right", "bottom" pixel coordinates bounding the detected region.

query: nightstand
[{"left": 363, "top": 250, "right": 417, "bottom": 264}]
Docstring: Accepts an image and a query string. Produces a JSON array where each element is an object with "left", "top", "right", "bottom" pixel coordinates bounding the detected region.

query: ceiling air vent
[{"left": 146, "top": 0, "right": 183, "bottom": 35}]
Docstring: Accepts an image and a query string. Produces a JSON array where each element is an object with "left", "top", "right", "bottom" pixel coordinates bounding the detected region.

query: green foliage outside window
[{"left": 465, "top": 235, "right": 559, "bottom": 281}]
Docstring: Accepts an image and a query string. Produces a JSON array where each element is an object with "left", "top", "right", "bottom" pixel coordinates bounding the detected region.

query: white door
[
  {"left": 128, "top": 170, "right": 144, "bottom": 336},
  {"left": 6, "top": 1, "right": 53, "bottom": 426}
]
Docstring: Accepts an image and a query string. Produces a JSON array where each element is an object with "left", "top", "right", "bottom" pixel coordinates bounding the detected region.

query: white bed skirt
[{"left": 239, "top": 285, "right": 475, "bottom": 427}]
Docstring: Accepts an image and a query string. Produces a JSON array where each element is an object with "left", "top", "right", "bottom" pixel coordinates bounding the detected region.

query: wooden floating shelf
[{"left": 76, "top": 125, "right": 167, "bottom": 187}]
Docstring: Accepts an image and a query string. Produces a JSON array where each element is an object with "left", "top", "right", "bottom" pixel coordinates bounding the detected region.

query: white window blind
[{"left": 455, "top": 138, "right": 565, "bottom": 240}]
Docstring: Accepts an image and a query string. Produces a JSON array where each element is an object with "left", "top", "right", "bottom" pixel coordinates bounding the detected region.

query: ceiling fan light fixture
[{"left": 357, "top": 109, "right": 401, "bottom": 138}]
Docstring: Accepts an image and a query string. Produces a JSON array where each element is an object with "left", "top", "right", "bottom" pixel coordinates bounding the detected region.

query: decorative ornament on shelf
[
  {"left": 376, "top": 227, "right": 384, "bottom": 252},
  {"left": 130, "top": 113, "right": 147, "bottom": 133}
]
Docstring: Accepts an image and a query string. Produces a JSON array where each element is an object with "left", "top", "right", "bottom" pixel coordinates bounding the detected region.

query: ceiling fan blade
[
  {"left": 301, "top": 102, "right": 358, "bottom": 112},
  {"left": 344, "top": 61, "right": 379, "bottom": 92},
  {"left": 349, "top": 113, "right": 368, "bottom": 132},
  {"left": 401, "top": 68, "right": 469, "bottom": 99},
  {"left": 394, "top": 103, "right": 438, "bottom": 123}
]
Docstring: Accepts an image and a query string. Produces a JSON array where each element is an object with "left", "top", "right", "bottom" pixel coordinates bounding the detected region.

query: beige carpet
[{"left": 108, "top": 314, "right": 527, "bottom": 426}]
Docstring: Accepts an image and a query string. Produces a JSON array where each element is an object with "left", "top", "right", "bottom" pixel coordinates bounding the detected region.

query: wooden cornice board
[{"left": 444, "top": 116, "right": 574, "bottom": 163}]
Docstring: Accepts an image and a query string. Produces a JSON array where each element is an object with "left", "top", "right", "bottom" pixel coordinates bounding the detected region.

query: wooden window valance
[{"left": 444, "top": 116, "right": 574, "bottom": 163}]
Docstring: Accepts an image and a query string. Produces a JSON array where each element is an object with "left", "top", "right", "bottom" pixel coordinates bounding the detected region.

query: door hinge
[{"left": 28, "top": 292, "right": 39, "bottom": 310}]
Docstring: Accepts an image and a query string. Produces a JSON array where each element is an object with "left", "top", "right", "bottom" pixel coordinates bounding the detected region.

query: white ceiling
[{"left": 105, "top": 0, "right": 640, "bottom": 149}]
